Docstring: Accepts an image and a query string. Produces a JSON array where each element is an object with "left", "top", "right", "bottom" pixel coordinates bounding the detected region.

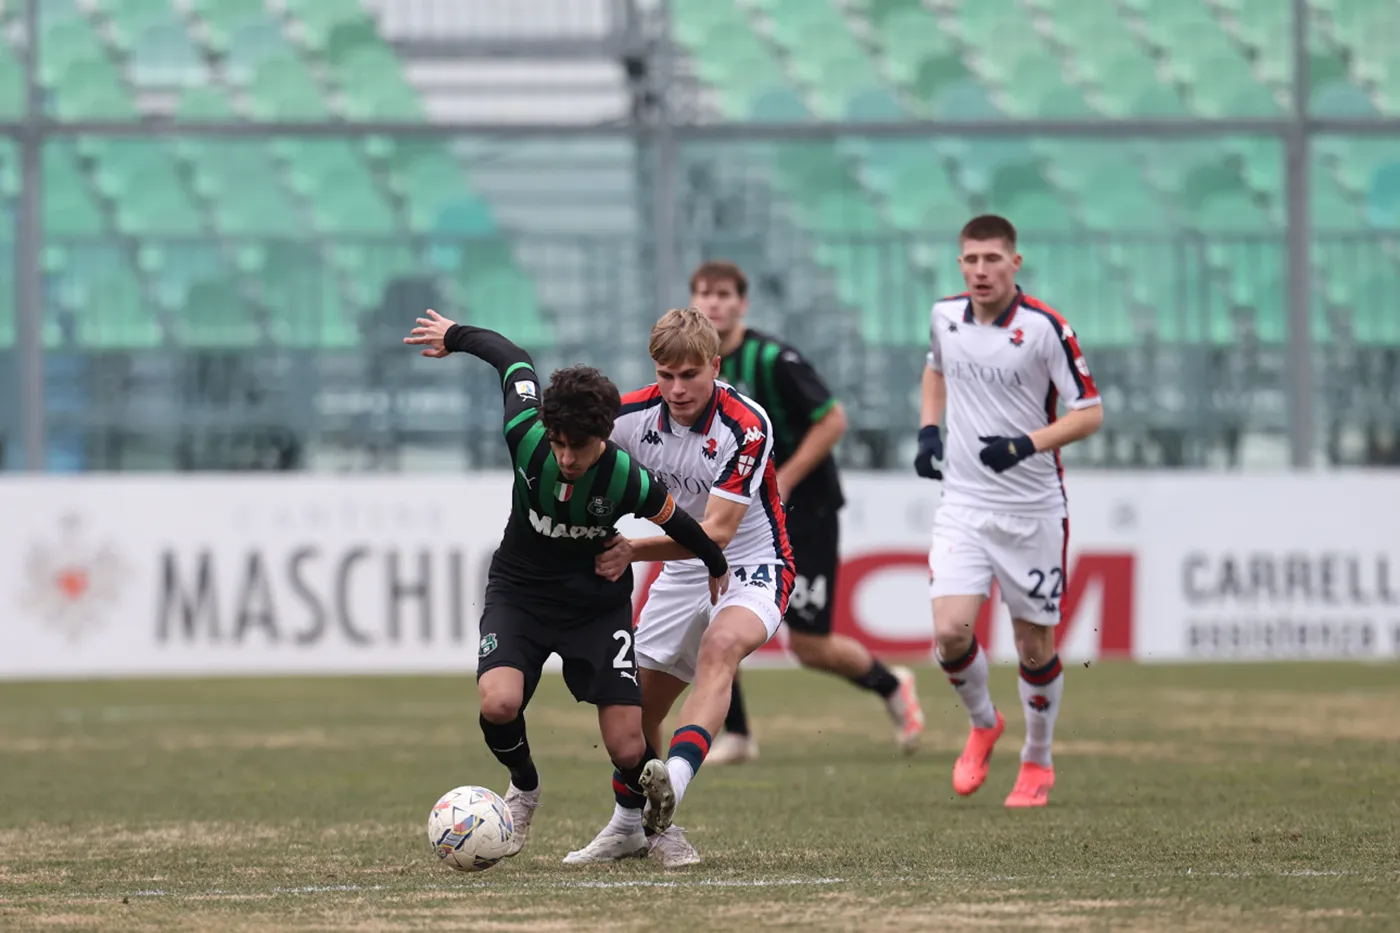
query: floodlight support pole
[{"left": 16, "top": 0, "right": 45, "bottom": 471}]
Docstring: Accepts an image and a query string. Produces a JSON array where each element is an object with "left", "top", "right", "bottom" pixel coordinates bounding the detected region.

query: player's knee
[
  {"left": 697, "top": 625, "right": 747, "bottom": 669},
  {"left": 605, "top": 731, "right": 647, "bottom": 770},
  {"left": 477, "top": 688, "right": 522, "bottom": 725},
  {"left": 935, "top": 629, "right": 975, "bottom": 662}
]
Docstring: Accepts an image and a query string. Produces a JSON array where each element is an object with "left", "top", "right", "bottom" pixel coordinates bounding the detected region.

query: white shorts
[
  {"left": 928, "top": 504, "right": 1068, "bottom": 627},
  {"left": 635, "top": 560, "right": 791, "bottom": 683}
]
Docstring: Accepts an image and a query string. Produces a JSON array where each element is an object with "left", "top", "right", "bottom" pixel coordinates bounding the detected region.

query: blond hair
[{"left": 649, "top": 307, "right": 720, "bottom": 367}]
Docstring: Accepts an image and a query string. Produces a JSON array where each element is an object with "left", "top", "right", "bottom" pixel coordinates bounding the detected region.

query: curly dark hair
[{"left": 540, "top": 365, "right": 622, "bottom": 444}]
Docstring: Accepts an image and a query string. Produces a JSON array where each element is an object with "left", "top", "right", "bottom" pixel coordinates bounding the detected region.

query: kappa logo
[
  {"left": 702, "top": 438, "right": 719, "bottom": 460},
  {"left": 587, "top": 496, "right": 614, "bottom": 519},
  {"left": 641, "top": 429, "right": 663, "bottom": 446},
  {"left": 1028, "top": 694, "right": 1052, "bottom": 712},
  {"left": 20, "top": 514, "right": 128, "bottom": 644},
  {"left": 947, "top": 322, "right": 958, "bottom": 333},
  {"left": 734, "top": 454, "right": 756, "bottom": 477},
  {"left": 1009, "top": 327, "right": 1025, "bottom": 347},
  {"left": 1075, "top": 355, "right": 1091, "bottom": 377},
  {"left": 479, "top": 633, "right": 498, "bottom": 658},
  {"left": 743, "top": 425, "right": 765, "bottom": 445}
]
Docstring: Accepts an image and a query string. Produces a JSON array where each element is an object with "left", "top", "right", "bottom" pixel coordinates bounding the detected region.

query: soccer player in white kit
[
  {"left": 565, "top": 307, "right": 795, "bottom": 867},
  {"left": 916, "top": 215, "right": 1104, "bottom": 808}
]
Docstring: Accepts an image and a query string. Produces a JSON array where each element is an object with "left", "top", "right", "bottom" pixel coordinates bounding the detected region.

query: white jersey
[
  {"left": 927, "top": 288, "right": 1102, "bottom": 518},
  {"left": 612, "top": 381, "right": 794, "bottom": 569}
]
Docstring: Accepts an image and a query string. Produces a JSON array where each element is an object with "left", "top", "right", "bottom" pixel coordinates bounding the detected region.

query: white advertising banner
[{"left": 1, "top": 472, "right": 1396, "bottom": 680}]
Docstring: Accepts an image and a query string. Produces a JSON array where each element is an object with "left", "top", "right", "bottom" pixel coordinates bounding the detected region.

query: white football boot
[
  {"left": 885, "top": 666, "right": 926, "bottom": 753},
  {"left": 562, "top": 825, "right": 647, "bottom": 865},
  {"left": 706, "top": 732, "right": 759, "bottom": 765},
  {"left": 647, "top": 826, "right": 702, "bottom": 868},
  {"left": 502, "top": 782, "right": 541, "bottom": 856}
]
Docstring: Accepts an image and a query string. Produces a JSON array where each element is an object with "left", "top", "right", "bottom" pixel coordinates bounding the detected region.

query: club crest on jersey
[
  {"left": 743, "top": 425, "right": 765, "bottom": 444},
  {"left": 479, "top": 633, "right": 498, "bottom": 658},
  {"left": 1009, "top": 328, "right": 1025, "bottom": 347},
  {"left": 735, "top": 454, "right": 756, "bottom": 477},
  {"left": 702, "top": 438, "right": 718, "bottom": 461},
  {"left": 555, "top": 482, "right": 573, "bottom": 501},
  {"left": 587, "top": 496, "right": 614, "bottom": 519}
]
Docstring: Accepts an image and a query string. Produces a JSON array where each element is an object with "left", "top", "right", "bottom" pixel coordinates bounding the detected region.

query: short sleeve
[
  {"left": 773, "top": 346, "right": 838, "bottom": 423},
  {"left": 1040, "top": 316, "right": 1101, "bottom": 411},
  {"left": 926, "top": 306, "right": 943, "bottom": 372},
  {"left": 712, "top": 407, "right": 776, "bottom": 504}
]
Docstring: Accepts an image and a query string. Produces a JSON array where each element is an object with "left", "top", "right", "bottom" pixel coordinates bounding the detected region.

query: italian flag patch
[{"left": 555, "top": 482, "right": 573, "bottom": 501}]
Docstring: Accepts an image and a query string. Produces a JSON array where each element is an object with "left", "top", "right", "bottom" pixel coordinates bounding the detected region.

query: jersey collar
[
  {"left": 657, "top": 385, "right": 722, "bottom": 435},
  {"left": 962, "top": 286, "right": 1022, "bottom": 328}
]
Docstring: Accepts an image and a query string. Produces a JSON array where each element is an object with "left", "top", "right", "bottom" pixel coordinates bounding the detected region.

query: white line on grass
[{"left": 122, "top": 877, "right": 848, "bottom": 899}]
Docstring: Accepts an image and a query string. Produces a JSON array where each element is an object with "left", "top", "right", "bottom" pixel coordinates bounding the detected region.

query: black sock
[
  {"left": 479, "top": 713, "right": 539, "bottom": 792},
  {"left": 723, "top": 677, "right": 750, "bottom": 737},
  {"left": 612, "top": 740, "right": 659, "bottom": 809},
  {"left": 850, "top": 659, "right": 900, "bottom": 699}
]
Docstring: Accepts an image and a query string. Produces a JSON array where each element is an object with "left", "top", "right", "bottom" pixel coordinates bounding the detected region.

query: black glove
[
  {"left": 978, "top": 434, "right": 1035, "bottom": 473},
  {"left": 914, "top": 424, "right": 944, "bottom": 480}
]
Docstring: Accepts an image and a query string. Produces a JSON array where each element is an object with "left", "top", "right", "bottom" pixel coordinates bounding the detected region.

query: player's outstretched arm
[{"left": 403, "top": 309, "right": 535, "bottom": 382}]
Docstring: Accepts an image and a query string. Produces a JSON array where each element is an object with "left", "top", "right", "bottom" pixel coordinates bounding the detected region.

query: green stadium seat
[
  {"left": 189, "top": 0, "right": 278, "bottom": 53},
  {"left": 225, "top": 20, "right": 294, "bottom": 81},
  {"left": 99, "top": 0, "right": 182, "bottom": 49},
  {"left": 66, "top": 248, "right": 165, "bottom": 349},
  {"left": 283, "top": 0, "right": 376, "bottom": 54},
  {"left": 177, "top": 278, "right": 262, "bottom": 347},
  {"left": 44, "top": 144, "right": 105, "bottom": 237},
  {"left": 0, "top": 44, "right": 25, "bottom": 117},
  {"left": 332, "top": 48, "right": 423, "bottom": 120},
  {"left": 182, "top": 140, "right": 303, "bottom": 236},
  {"left": 53, "top": 58, "right": 139, "bottom": 120},
  {"left": 1366, "top": 163, "right": 1400, "bottom": 228},
  {"left": 128, "top": 22, "right": 204, "bottom": 88},
  {"left": 86, "top": 140, "right": 206, "bottom": 236},
  {"left": 247, "top": 55, "right": 327, "bottom": 119}
]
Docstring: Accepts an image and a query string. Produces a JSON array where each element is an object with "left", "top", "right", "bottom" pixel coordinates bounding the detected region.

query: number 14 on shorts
[{"left": 732, "top": 565, "right": 777, "bottom": 589}]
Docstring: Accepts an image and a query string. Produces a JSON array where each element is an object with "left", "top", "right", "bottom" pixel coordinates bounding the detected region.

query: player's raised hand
[
  {"left": 595, "top": 535, "right": 634, "bottom": 582},
  {"left": 978, "top": 434, "right": 1035, "bottom": 473},
  {"left": 913, "top": 424, "right": 944, "bottom": 480},
  {"left": 403, "top": 308, "right": 457, "bottom": 358},
  {"left": 708, "top": 569, "right": 730, "bottom": 606}
]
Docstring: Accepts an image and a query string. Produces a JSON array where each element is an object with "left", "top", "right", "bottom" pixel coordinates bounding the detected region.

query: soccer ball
[{"left": 427, "top": 785, "right": 515, "bottom": 872}]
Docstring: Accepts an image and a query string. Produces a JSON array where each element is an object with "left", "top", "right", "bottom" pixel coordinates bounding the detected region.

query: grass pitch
[{"left": 1, "top": 662, "right": 1398, "bottom": 932}]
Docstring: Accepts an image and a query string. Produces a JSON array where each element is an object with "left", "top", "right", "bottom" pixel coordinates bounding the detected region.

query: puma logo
[{"left": 619, "top": 670, "right": 638, "bottom": 686}]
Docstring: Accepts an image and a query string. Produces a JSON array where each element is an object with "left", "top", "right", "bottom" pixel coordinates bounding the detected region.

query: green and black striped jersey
[
  {"left": 720, "top": 328, "right": 844, "bottom": 513},
  {"left": 444, "top": 324, "right": 675, "bottom": 608}
]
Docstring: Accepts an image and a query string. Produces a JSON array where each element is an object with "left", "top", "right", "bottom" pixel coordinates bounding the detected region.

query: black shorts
[
  {"left": 783, "top": 505, "right": 840, "bottom": 637},
  {"left": 476, "top": 584, "right": 641, "bottom": 709}
]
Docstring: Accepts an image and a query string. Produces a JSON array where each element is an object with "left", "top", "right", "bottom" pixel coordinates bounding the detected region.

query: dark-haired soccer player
[
  {"left": 916, "top": 216, "right": 1103, "bottom": 808},
  {"left": 405, "top": 309, "right": 730, "bottom": 856},
  {"left": 690, "top": 261, "right": 926, "bottom": 763}
]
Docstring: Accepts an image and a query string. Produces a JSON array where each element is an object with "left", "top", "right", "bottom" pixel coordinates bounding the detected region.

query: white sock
[
  {"left": 937, "top": 637, "right": 998, "bottom": 729},
  {"left": 1018, "top": 655, "right": 1064, "bottom": 767},
  {"left": 605, "top": 802, "right": 643, "bottom": 835},
  {"left": 666, "top": 757, "right": 695, "bottom": 806}
]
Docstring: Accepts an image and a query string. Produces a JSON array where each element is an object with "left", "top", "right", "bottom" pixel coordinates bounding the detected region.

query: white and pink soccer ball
[{"left": 426, "top": 785, "right": 514, "bottom": 872}]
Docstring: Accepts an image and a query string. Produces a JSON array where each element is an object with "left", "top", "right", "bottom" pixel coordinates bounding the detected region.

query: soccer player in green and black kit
[
  {"left": 689, "top": 262, "right": 926, "bottom": 762},
  {"left": 405, "top": 309, "right": 730, "bottom": 857}
]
